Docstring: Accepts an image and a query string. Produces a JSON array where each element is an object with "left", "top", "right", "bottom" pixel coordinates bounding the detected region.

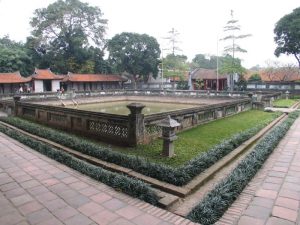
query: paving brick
[
  {"left": 0, "top": 211, "right": 25, "bottom": 225},
  {"left": 64, "top": 213, "right": 93, "bottom": 225},
  {"left": 64, "top": 194, "right": 90, "bottom": 208},
  {"left": 244, "top": 205, "right": 271, "bottom": 220},
  {"left": 132, "top": 214, "right": 161, "bottom": 225},
  {"left": 10, "top": 193, "right": 34, "bottom": 206},
  {"left": 41, "top": 178, "right": 60, "bottom": 187},
  {"left": 27, "top": 185, "right": 49, "bottom": 195},
  {"left": 116, "top": 205, "right": 143, "bottom": 219},
  {"left": 0, "top": 181, "right": 19, "bottom": 192},
  {"left": 43, "top": 198, "right": 68, "bottom": 212},
  {"left": 272, "top": 167, "right": 289, "bottom": 173},
  {"left": 279, "top": 189, "right": 300, "bottom": 201},
  {"left": 57, "top": 189, "right": 78, "bottom": 199},
  {"left": 36, "top": 191, "right": 58, "bottom": 203},
  {"left": 266, "top": 216, "right": 294, "bottom": 225},
  {"left": 18, "top": 201, "right": 43, "bottom": 215},
  {"left": 251, "top": 197, "right": 274, "bottom": 209},
  {"left": 36, "top": 217, "right": 64, "bottom": 225},
  {"left": 90, "top": 192, "right": 112, "bottom": 203},
  {"left": 27, "top": 208, "right": 54, "bottom": 224},
  {"left": 20, "top": 180, "right": 40, "bottom": 189},
  {"left": 272, "top": 206, "right": 297, "bottom": 222},
  {"left": 109, "top": 218, "right": 136, "bottom": 225},
  {"left": 79, "top": 187, "right": 99, "bottom": 197},
  {"left": 275, "top": 197, "right": 299, "bottom": 210},
  {"left": 90, "top": 209, "right": 119, "bottom": 224},
  {"left": 262, "top": 182, "right": 281, "bottom": 191},
  {"left": 68, "top": 181, "right": 89, "bottom": 190},
  {"left": 103, "top": 198, "right": 127, "bottom": 210},
  {"left": 61, "top": 176, "right": 79, "bottom": 184},
  {"left": 4, "top": 187, "right": 26, "bottom": 199},
  {"left": 78, "top": 201, "right": 104, "bottom": 217},
  {"left": 52, "top": 206, "right": 78, "bottom": 220},
  {"left": 268, "top": 171, "right": 286, "bottom": 178},
  {"left": 255, "top": 189, "right": 278, "bottom": 200}
]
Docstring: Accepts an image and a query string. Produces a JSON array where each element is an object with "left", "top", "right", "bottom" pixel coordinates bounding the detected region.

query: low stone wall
[
  {"left": 14, "top": 101, "right": 133, "bottom": 146},
  {"left": 143, "top": 98, "right": 252, "bottom": 143},
  {"left": 6, "top": 88, "right": 280, "bottom": 147}
]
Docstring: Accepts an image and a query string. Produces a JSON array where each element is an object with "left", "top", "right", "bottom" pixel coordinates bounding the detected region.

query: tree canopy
[
  {"left": 107, "top": 32, "right": 161, "bottom": 82},
  {"left": 274, "top": 7, "right": 300, "bottom": 68},
  {"left": 28, "top": 0, "right": 108, "bottom": 74},
  {"left": 163, "top": 54, "right": 189, "bottom": 79},
  {"left": 0, "top": 36, "right": 33, "bottom": 76}
]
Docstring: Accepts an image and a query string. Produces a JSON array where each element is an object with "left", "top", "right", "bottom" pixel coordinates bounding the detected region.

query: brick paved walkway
[
  {"left": 218, "top": 116, "right": 300, "bottom": 225},
  {"left": 1, "top": 116, "right": 300, "bottom": 225},
  {"left": 0, "top": 132, "right": 196, "bottom": 225}
]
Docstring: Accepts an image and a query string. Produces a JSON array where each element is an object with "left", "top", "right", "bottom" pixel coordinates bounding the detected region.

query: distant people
[
  {"left": 19, "top": 86, "right": 23, "bottom": 93},
  {"left": 60, "top": 87, "right": 65, "bottom": 94},
  {"left": 27, "top": 87, "right": 31, "bottom": 93}
]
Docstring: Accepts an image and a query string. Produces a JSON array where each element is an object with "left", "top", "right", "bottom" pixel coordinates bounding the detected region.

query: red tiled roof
[
  {"left": 32, "top": 68, "right": 63, "bottom": 80},
  {"left": 63, "top": 73, "right": 126, "bottom": 82},
  {"left": 245, "top": 69, "right": 300, "bottom": 82},
  {"left": 191, "top": 68, "right": 227, "bottom": 80},
  {"left": 0, "top": 72, "right": 31, "bottom": 84}
]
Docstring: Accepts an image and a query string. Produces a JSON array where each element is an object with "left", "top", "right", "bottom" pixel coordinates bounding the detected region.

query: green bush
[
  {"left": 187, "top": 111, "right": 300, "bottom": 225},
  {"left": 0, "top": 125, "right": 159, "bottom": 205},
  {"left": 0, "top": 113, "right": 279, "bottom": 186}
]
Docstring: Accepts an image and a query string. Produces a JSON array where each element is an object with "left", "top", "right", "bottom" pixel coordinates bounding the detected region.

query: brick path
[
  {"left": 0, "top": 132, "right": 197, "bottom": 225},
  {"left": 1, "top": 116, "right": 300, "bottom": 225},
  {"left": 217, "top": 116, "right": 300, "bottom": 225}
]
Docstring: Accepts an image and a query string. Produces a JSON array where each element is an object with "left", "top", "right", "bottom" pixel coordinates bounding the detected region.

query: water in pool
[{"left": 67, "top": 101, "right": 198, "bottom": 115}]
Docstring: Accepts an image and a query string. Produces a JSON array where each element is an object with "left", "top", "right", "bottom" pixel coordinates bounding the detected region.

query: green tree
[
  {"left": 220, "top": 10, "right": 251, "bottom": 91},
  {"left": 107, "top": 32, "right": 161, "bottom": 83},
  {"left": 274, "top": 7, "right": 300, "bottom": 68},
  {"left": 0, "top": 36, "right": 34, "bottom": 76},
  {"left": 163, "top": 54, "right": 189, "bottom": 79},
  {"left": 248, "top": 73, "right": 261, "bottom": 82},
  {"left": 219, "top": 55, "right": 246, "bottom": 75},
  {"left": 29, "top": 0, "right": 108, "bottom": 74}
]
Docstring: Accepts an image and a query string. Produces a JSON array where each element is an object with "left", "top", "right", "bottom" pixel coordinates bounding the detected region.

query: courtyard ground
[{"left": 0, "top": 115, "right": 300, "bottom": 224}]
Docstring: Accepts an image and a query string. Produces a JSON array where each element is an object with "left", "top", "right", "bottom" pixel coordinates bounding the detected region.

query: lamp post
[
  {"left": 161, "top": 49, "right": 164, "bottom": 91},
  {"left": 216, "top": 35, "right": 219, "bottom": 92}
]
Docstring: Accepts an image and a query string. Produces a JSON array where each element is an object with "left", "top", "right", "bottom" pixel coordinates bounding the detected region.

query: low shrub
[
  {"left": 0, "top": 113, "right": 279, "bottom": 186},
  {"left": 187, "top": 111, "right": 300, "bottom": 225},
  {"left": 0, "top": 125, "right": 159, "bottom": 205}
]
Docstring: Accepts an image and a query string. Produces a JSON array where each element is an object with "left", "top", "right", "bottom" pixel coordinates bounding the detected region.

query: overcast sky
[{"left": 0, "top": 0, "right": 299, "bottom": 68}]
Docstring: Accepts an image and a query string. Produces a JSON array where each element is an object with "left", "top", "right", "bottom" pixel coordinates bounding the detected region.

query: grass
[
  {"left": 273, "top": 99, "right": 298, "bottom": 108},
  {"left": 109, "top": 110, "right": 278, "bottom": 167}
]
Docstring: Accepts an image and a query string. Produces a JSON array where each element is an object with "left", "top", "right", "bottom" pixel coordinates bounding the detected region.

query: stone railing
[
  {"left": 13, "top": 100, "right": 144, "bottom": 147},
  {"left": 12, "top": 97, "right": 252, "bottom": 147},
  {"left": 143, "top": 98, "right": 252, "bottom": 143}
]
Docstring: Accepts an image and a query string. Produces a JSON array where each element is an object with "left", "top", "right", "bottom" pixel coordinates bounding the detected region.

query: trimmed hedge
[
  {"left": 0, "top": 125, "right": 159, "bottom": 205},
  {"left": 187, "top": 111, "right": 300, "bottom": 225},
  {"left": 0, "top": 113, "right": 279, "bottom": 186}
]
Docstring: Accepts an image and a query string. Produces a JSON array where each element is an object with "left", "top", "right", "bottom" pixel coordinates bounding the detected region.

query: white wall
[
  {"left": 34, "top": 80, "right": 43, "bottom": 92},
  {"left": 52, "top": 80, "right": 60, "bottom": 92}
]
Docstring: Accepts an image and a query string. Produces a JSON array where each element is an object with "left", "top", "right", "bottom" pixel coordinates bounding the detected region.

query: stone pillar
[
  {"left": 159, "top": 116, "right": 180, "bottom": 157},
  {"left": 285, "top": 91, "right": 290, "bottom": 100},
  {"left": 13, "top": 95, "right": 21, "bottom": 116},
  {"left": 127, "top": 103, "right": 145, "bottom": 147}
]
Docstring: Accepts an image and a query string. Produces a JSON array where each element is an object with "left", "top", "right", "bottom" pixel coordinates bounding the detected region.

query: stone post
[
  {"left": 13, "top": 95, "right": 21, "bottom": 116},
  {"left": 285, "top": 91, "right": 290, "bottom": 100},
  {"left": 159, "top": 116, "right": 180, "bottom": 157},
  {"left": 127, "top": 103, "right": 145, "bottom": 147}
]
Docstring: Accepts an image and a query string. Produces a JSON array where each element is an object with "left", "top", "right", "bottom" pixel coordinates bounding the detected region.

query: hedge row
[
  {"left": 0, "top": 113, "right": 279, "bottom": 186},
  {"left": 0, "top": 125, "right": 159, "bottom": 205},
  {"left": 187, "top": 111, "right": 300, "bottom": 225}
]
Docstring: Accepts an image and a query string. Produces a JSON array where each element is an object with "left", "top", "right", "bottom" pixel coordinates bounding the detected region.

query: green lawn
[
  {"left": 273, "top": 99, "right": 298, "bottom": 108},
  {"left": 109, "top": 110, "right": 278, "bottom": 167}
]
